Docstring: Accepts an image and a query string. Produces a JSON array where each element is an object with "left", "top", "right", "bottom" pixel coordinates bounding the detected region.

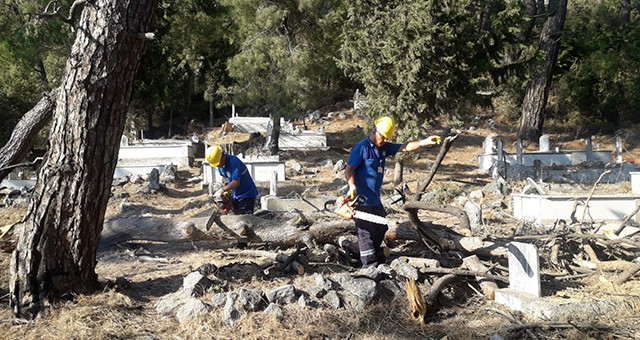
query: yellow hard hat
[
  {"left": 205, "top": 146, "right": 223, "bottom": 167},
  {"left": 374, "top": 116, "right": 395, "bottom": 140}
]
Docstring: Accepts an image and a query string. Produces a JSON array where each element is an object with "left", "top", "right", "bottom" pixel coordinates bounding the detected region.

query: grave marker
[{"left": 508, "top": 242, "right": 541, "bottom": 297}]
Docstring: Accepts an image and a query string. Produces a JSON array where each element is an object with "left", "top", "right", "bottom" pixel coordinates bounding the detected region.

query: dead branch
[
  {"left": 614, "top": 205, "right": 640, "bottom": 235},
  {"left": 39, "top": 0, "right": 86, "bottom": 25},
  {"left": 414, "top": 133, "right": 459, "bottom": 201},
  {"left": 462, "top": 255, "right": 498, "bottom": 300},
  {"left": 419, "top": 267, "right": 508, "bottom": 283},
  {"left": 404, "top": 201, "right": 470, "bottom": 230},
  {"left": 500, "top": 321, "right": 611, "bottom": 333},
  {"left": 614, "top": 262, "right": 640, "bottom": 285},
  {"left": 0, "top": 88, "right": 57, "bottom": 182},
  {"left": 580, "top": 169, "right": 611, "bottom": 224},
  {"left": 425, "top": 274, "right": 458, "bottom": 305}
]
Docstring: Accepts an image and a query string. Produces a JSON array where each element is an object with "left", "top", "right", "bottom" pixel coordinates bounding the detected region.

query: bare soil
[{"left": 1, "top": 110, "right": 640, "bottom": 339}]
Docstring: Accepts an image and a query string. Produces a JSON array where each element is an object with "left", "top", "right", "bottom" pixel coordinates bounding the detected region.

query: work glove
[
  {"left": 347, "top": 184, "right": 357, "bottom": 199},
  {"left": 214, "top": 188, "right": 230, "bottom": 199},
  {"left": 419, "top": 135, "right": 441, "bottom": 147}
]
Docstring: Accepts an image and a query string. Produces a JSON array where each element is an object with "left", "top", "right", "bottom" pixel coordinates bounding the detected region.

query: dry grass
[{"left": 2, "top": 111, "right": 640, "bottom": 339}]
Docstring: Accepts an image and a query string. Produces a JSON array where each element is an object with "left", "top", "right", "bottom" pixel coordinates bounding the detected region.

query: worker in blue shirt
[
  {"left": 345, "top": 116, "right": 441, "bottom": 267},
  {"left": 205, "top": 146, "right": 259, "bottom": 215}
]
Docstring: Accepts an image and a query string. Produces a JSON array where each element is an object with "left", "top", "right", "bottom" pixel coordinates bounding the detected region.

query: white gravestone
[{"left": 508, "top": 242, "right": 541, "bottom": 297}]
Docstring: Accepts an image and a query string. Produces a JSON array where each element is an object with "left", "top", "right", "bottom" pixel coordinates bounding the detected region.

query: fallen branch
[
  {"left": 462, "top": 255, "right": 498, "bottom": 300},
  {"left": 580, "top": 170, "right": 611, "bottom": 224},
  {"left": 614, "top": 262, "right": 640, "bottom": 285},
  {"left": 414, "top": 133, "right": 459, "bottom": 201},
  {"left": 420, "top": 267, "right": 508, "bottom": 283}
]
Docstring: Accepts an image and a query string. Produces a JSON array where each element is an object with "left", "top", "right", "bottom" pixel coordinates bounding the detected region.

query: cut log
[
  {"left": 387, "top": 220, "right": 508, "bottom": 257},
  {"left": 462, "top": 255, "right": 498, "bottom": 300},
  {"left": 100, "top": 214, "right": 354, "bottom": 247}
]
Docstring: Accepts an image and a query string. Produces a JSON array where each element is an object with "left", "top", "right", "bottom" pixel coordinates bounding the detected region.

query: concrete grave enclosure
[{"left": 478, "top": 134, "right": 640, "bottom": 225}]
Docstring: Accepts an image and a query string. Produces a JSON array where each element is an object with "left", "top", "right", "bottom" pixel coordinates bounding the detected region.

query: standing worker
[
  {"left": 206, "top": 146, "right": 259, "bottom": 215},
  {"left": 345, "top": 116, "right": 441, "bottom": 267}
]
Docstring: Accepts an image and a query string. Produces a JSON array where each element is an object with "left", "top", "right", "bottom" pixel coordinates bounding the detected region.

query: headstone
[
  {"left": 496, "top": 139, "right": 503, "bottom": 161},
  {"left": 120, "top": 135, "right": 129, "bottom": 146},
  {"left": 483, "top": 136, "right": 494, "bottom": 154},
  {"left": 148, "top": 168, "right": 161, "bottom": 191},
  {"left": 616, "top": 136, "right": 624, "bottom": 163},
  {"left": 539, "top": 135, "right": 550, "bottom": 152},
  {"left": 533, "top": 160, "right": 542, "bottom": 182},
  {"left": 585, "top": 137, "right": 594, "bottom": 161},
  {"left": 516, "top": 139, "right": 523, "bottom": 165},
  {"left": 270, "top": 171, "right": 278, "bottom": 196},
  {"left": 507, "top": 242, "right": 541, "bottom": 297}
]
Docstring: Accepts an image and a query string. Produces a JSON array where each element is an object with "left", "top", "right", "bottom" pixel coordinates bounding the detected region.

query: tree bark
[
  {"left": 393, "top": 161, "right": 403, "bottom": 186},
  {"left": 10, "top": 0, "right": 157, "bottom": 319},
  {"left": 517, "top": 0, "right": 568, "bottom": 142},
  {"left": 267, "top": 111, "right": 281, "bottom": 155},
  {"left": 0, "top": 89, "right": 57, "bottom": 182},
  {"left": 100, "top": 214, "right": 355, "bottom": 248},
  {"left": 620, "top": 0, "right": 631, "bottom": 25}
]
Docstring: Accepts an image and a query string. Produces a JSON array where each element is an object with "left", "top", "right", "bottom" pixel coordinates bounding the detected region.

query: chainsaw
[
  {"left": 214, "top": 191, "right": 232, "bottom": 212},
  {"left": 206, "top": 191, "right": 232, "bottom": 231},
  {"left": 324, "top": 195, "right": 389, "bottom": 225}
]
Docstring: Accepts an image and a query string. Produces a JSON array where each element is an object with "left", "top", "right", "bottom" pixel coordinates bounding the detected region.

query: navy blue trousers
[
  {"left": 232, "top": 197, "right": 256, "bottom": 215},
  {"left": 354, "top": 205, "right": 388, "bottom": 267}
]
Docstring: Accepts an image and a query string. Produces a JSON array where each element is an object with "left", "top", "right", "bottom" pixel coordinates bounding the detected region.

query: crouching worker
[{"left": 206, "top": 146, "right": 259, "bottom": 215}]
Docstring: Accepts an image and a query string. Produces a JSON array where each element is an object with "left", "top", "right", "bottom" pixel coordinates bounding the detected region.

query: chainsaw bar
[{"left": 352, "top": 210, "right": 388, "bottom": 225}]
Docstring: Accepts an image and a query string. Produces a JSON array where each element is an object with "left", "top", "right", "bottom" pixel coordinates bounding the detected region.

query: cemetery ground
[{"left": 2, "top": 111, "right": 640, "bottom": 339}]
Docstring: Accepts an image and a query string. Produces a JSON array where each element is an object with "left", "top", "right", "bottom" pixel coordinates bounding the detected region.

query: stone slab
[
  {"left": 513, "top": 193, "right": 640, "bottom": 224},
  {"left": 508, "top": 242, "right": 540, "bottom": 297},
  {"left": 495, "top": 288, "right": 628, "bottom": 321},
  {"left": 260, "top": 195, "right": 331, "bottom": 212},
  {"left": 202, "top": 157, "right": 286, "bottom": 184}
]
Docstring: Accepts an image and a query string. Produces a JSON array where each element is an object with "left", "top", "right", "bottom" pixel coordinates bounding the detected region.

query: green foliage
[
  {"left": 339, "top": 0, "right": 523, "bottom": 141},
  {"left": 555, "top": 0, "right": 640, "bottom": 129},
  {"left": 219, "top": 0, "right": 353, "bottom": 117},
  {"left": 131, "top": 0, "right": 235, "bottom": 135}
]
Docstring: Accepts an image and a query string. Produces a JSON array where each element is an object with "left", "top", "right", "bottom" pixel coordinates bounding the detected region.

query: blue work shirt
[
  {"left": 347, "top": 138, "right": 402, "bottom": 206},
  {"left": 217, "top": 155, "right": 259, "bottom": 200}
]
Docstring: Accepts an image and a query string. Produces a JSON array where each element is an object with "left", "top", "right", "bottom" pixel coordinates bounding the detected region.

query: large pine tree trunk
[
  {"left": 10, "top": 0, "right": 157, "bottom": 319},
  {"left": 518, "top": 0, "right": 567, "bottom": 142},
  {"left": 267, "top": 111, "right": 281, "bottom": 155}
]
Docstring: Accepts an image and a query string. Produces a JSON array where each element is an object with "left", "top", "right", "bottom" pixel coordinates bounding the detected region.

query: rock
[
  {"left": 334, "top": 274, "right": 377, "bottom": 306},
  {"left": 323, "top": 290, "right": 342, "bottom": 309},
  {"left": 176, "top": 297, "right": 210, "bottom": 324},
  {"left": 148, "top": 168, "right": 161, "bottom": 191},
  {"left": 238, "top": 288, "right": 267, "bottom": 312},
  {"left": 308, "top": 286, "right": 327, "bottom": 299},
  {"left": 298, "top": 293, "right": 318, "bottom": 309},
  {"left": 469, "top": 190, "right": 484, "bottom": 203},
  {"left": 156, "top": 291, "right": 187, "bottom": 315},
  {"left": 264, "top": 303, "right": 284, "bottom": 321},
  {"left": 464, "top": 201, "right": 482, "bottom": 228},
  {"left": 291, "top": 163, "right": 303, "bottom": 174},
  {"left": 161, "top": 164, "right": 178, "bottom": 183},
  {"left": 333, "top": 159, "right": 345, "bottom": 172},
  {"left": 223, "top": 292, "right": 241, "bottom": 326},
  {"left": 376, "top": 279, "right": 404, "bottom": 302},
  {"left": 390, "top": 259, "right": 419, "bottom": 281},
  {"left": 183, "top": 271, "right": 214, "bottom": 297},
  {"left": 320, "top": 159, "right": 333, "bottom": 167},
  {"left": 211, "top": 292, "right": 226, "bottom": 307},
  {"left": 266, "top": 284, "right": 297, "bottom": 305}
]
